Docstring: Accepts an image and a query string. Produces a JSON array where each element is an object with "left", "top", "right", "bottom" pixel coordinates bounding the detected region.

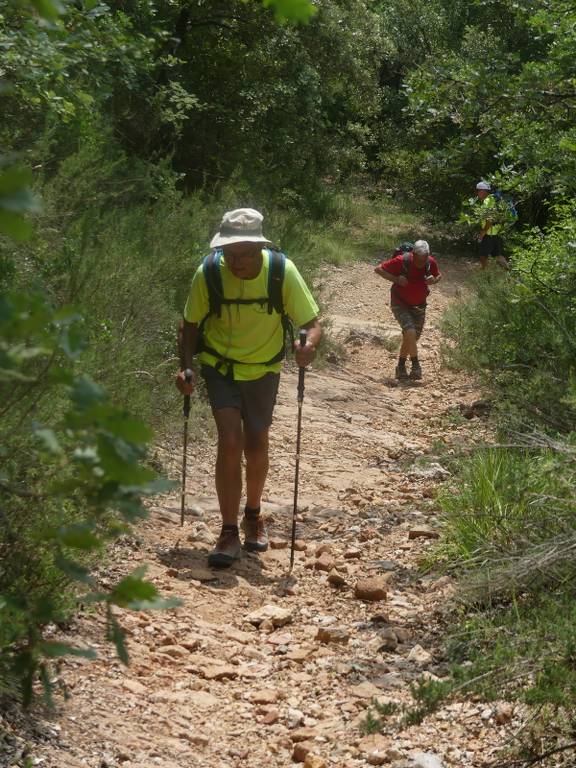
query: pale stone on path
[
  {"left": 349, "top": 681, "right": 381, "bottom": 699},
  {"left": 407, "top": 644, "right": 432, "bottom": 665},
  {"left": 245, "top": 604, "right": 293, "bottom": 627},
  {"left": 192, "top": 691, "right": 219, "bottom": 709},
  {"left": 260, "top": 707, "right": 279, "bottom": 725},
  {"left": 121, "top": 679, "right": 147, "bottom": 696},
  {"left": 158, "top": 644, "right": 190, "bottom": 659},
  {"left": 304, "top": 755, "right": 326, "bottom": 768},
  {"left": 294, "top": 539, "right": 307, "bottom": 551},
  {"left": 200, "top": 664, "right": 238, "bottom": 681},
  {"left": 286, "top": 646, "right": 313, "bottom": 662},
  {"left": 359, "top": 734, "right": 390, "bottom": 765},
  {"left": 291, "top": 727, "right": 317, "bottom": 742},
  {"left": 270, "top": 538, "right": 288, "bottom": 549},
  {"left": 411, "top": 752, "right": 445, "bottom": 768},
  {"left": 315, "top": 552, "right": 335, "bottom": 571},
  {"left": 250, "top": 688, "right": 279, "bottom": 705}
]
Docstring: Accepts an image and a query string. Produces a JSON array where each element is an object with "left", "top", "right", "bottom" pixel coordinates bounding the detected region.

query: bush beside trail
[{"left": 428, "top": 203, "right": 576, "bottom": 754}]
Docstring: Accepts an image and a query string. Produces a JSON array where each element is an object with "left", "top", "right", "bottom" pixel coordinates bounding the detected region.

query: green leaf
[
  {"left": 69, "top": 377, "right": 107, "bottom": 409},
  {"left": 0, "top": 209, "right": 32, "bottom": 241},
  {"left": 101, "top": 412, "right": 153, "bottom": 444},
  {"left": 34, "top": 427, "right": 63, "bottom": 455},
  {"left": 40, "top": 642, "right": 97, "bottom": 660},
  {"left": 58, "top": 324, "right": 85, "bottom": 360},
  {"left": 57, "top": 523, "right": 102, "bottom": 551},
  {"left": 0, "top": 167, "right": 32, "bottom": 196},
  {"left": 31, "top": 0, "right": 64, "bottom": 22},
  {"left": 54, "top": 552, "right": 93, "bottom": 584},
  {"left": 261, "top": 0, "right": 317, "bottom": 22}
]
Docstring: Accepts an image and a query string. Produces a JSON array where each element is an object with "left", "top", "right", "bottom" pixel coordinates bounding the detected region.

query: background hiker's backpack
[
  {"left": 492, "top": 189, "right": 518, "bottom": 224},
  {"left": 197, "top": 248, "right": 293, "bottom": 372}
]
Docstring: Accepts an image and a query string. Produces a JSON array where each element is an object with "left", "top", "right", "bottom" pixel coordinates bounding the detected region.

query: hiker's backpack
[
  {"left": 492, "top": 189, "right": 518, "bottom": 224},
  {"left": 392, "top": 243, "right": 432, "bottom": 279},
  {"left": 197, "top": 248, "right": 293, "bottom": 374},
  {"left": 390, "top": 246, "right": 432, "bottom": 303}
]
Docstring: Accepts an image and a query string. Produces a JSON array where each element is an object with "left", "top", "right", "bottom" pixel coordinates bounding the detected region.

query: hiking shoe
[
  {"left": 410, "top": 361, "right": 423, "bottom": 380},
  {"left": 208, "top": 528, "right": 241, "bottom": 568},
  {"left": 241, "top": 515, "right": 269, "bottom": 553},
  {"left": 395, "top": 363, "right": 409, "bottom": 380}
]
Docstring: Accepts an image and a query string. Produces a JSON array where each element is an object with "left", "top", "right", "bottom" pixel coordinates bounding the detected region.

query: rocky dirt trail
[{"left": 14, "top": 257, "right": 516, "bottom": 768}]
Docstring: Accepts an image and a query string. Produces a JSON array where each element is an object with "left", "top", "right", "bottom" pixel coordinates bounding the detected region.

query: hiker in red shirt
[{"left": 375, "top": 240, "right": 441, "bottom": 380}]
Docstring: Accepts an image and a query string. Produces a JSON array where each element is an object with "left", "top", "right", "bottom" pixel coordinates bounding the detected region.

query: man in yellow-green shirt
[
  {"left": 475, "top": 181, "right": 509, "bottom": 269},
  {"left": 176, "top": 208, "right": 322, "bottom": 568}
]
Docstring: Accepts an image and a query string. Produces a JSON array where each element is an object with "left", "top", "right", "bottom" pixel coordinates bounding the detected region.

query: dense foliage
[{"left": 2, "top": 1, "right": 576, "bottom": 760}]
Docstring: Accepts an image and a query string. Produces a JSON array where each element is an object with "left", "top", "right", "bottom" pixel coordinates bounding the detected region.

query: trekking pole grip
[{"left": 183, "top": 368, "right": 193, "bottom": 418}]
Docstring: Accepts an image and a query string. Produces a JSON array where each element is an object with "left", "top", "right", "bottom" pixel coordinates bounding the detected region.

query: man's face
[
  {"left": 222, "top": 242, "right": 263, "bottom": 279},
  {"left": 476, "top": 189, "right": 489, "bottom": 201}
]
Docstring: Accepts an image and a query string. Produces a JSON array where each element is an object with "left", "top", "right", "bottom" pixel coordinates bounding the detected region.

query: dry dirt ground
[{"left": 6, "top": 257, "right": 523, "bottom": 768}]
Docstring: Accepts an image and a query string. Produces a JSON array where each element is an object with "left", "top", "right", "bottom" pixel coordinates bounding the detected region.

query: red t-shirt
[{"left": 379, "top": 253, "right": 440, "bottom": 306}]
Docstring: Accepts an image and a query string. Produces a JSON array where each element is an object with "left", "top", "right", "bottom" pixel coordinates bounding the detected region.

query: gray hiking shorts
[
  {"left": 391, "top": 302, "right": 427, "bottom": 340},
  {"left": 201, "top": 365, "right": 280, "bottom": 433}
]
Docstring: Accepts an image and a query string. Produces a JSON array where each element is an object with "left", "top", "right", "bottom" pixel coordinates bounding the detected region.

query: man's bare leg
[
  {"left": 244, "top": 427, "right": 270, "bottom": 509},
  {"left": 213, "top": 408, "right": 244, "bottom": 526},
  {"left": 242, "top": 426, "right": 270, "bottom": 552}
]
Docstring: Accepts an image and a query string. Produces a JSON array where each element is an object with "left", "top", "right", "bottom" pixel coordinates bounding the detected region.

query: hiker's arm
[
  {"left": 426, "top": 274, "right": 441, "bottom": 285},
  {"left": 374, "top": 266, "right": 408, "bottom": 287},
  {"left": 477, "top": 220, "right": 492, "bottom": 240},
  {"left": 175, "top": 319, "right": 198, "bottom": 394},
  {"left": 295, "top": 317, "right": 322, "bottom": 367}
]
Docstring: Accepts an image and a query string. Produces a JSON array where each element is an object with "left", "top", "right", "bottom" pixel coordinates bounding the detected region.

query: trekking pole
[
  {"left": 288, "top": 329, "right": 308, "bottom": 574},
  {"left": 180, "top": 369, "right": 193, "bottom": 527}
]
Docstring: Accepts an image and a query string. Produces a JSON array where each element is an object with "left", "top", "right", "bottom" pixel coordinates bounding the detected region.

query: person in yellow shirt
[
  {"left": 176, "top": 208, "right": 322, "bottom": 568},
  {"left": 475, "top": 181, "right": 509, "bottom": 269}
]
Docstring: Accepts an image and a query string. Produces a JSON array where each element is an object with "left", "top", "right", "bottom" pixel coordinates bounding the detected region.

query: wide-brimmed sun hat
[
  {"left": 476, "top": 181, "right": 491, "bottom": 190},
  {"left": 210, "top": 208, "right": 272, "bottom": 249}
]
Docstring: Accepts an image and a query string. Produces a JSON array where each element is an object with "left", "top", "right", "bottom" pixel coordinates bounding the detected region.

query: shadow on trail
[{"left": 156, "top": 544, "right": 285, "bottom": 590}]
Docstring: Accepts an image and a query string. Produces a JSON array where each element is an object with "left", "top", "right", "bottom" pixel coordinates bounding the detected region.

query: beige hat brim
[{"left": 210, "top": 233, "right": 272, "bottom": 249}]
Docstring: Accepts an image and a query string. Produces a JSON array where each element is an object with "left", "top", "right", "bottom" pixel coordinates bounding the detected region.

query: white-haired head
[
  {"left": 476, "top": 181, "right": 491, "bottom": 191},
  {"left": 413, "top": 240, "right": 430, "bottom": 256}
]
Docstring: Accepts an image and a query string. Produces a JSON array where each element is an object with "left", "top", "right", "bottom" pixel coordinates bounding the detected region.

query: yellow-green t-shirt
[
  {"left": 183, "top": 249, "right": 320, "bottom": 381},
  {"left": 482, "top": 195, "right": 503, "bottom": 236}
]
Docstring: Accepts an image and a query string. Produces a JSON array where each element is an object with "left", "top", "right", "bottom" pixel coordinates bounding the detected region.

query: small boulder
[
  {"left": 315, "top": 552, "right": 335, "bottom": 571},
  {"left": 359, "top": 734, "right": 390, "bottom": 766},
  {"left": 304, "top": 756, "right": 326, "bottom": 768},
  {"left": 354, "top": 576, "right": 390, "bottom": 602},
  {"left": 245, "top": 604, "right": 293, "bottom": 627},
  {"left": 293, "top": 741, "right": 315, "bottom": 762},
  {"left": 327, "top": 569, "right": 347, "bottom": 587},
  {"left": 316, "top": 626, "right": 350, "bottom": 644},
  {"left": 408, "top": 528, "right": 440, "bottom": 540}
]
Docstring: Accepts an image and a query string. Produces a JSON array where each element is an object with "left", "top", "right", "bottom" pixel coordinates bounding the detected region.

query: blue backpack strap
[
  {"left": 202, "top": 250, "right": 224, "bottom": 318},
  {"left": 266, "top": 249, "right": 286, "bottom": 315}
]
